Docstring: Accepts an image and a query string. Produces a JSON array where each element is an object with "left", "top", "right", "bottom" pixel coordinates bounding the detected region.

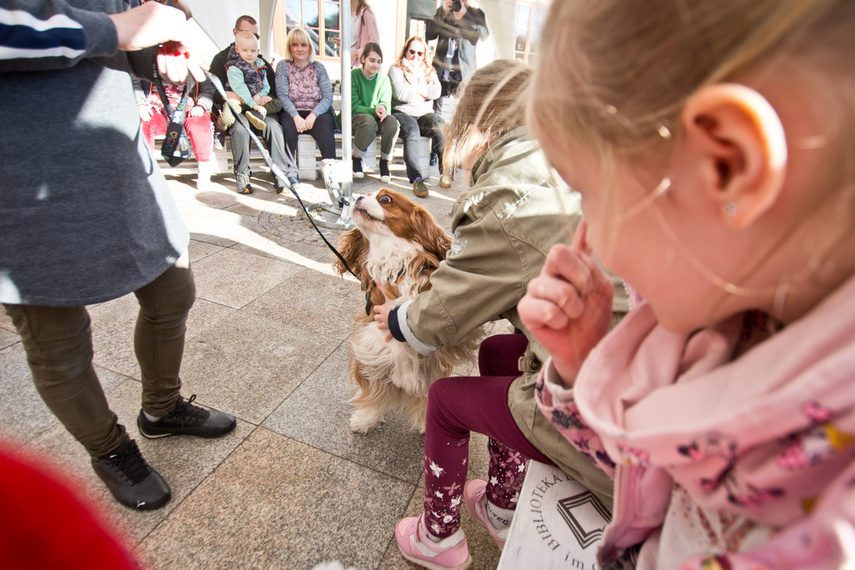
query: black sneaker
[
  {"left": 91, "top": 439, "right": 171, "bottom": 511},
  {"left": 352, "top": 157, "right": 364, "bottom": 179},
  {"left": 379, "top": 159, "right": 391, "bottom": 183},
  {"left": 137, "top": 395, "right": 237, "bottom": 439},
  {"left": 236, "top": 172, "right": 252, "bottom": 194}
]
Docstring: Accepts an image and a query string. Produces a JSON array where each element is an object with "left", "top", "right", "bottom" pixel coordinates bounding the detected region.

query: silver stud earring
[
  {"left": 653, "top": 177, "right": 671, "bottom": 196},
  {"left": 725, "top": 201, "right": 738, "bottom": 217}
]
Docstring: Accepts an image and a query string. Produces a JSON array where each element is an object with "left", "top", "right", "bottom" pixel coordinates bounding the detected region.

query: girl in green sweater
[{"left": 350, "top": 42, "right": 399, "bottom": 182}]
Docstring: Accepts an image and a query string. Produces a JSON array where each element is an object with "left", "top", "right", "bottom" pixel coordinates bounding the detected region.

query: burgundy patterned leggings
[{"left": 422, "top": 334, "right": 556, "bottom": 538}]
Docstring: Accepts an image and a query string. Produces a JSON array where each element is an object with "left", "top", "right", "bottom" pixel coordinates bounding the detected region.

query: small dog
[{"left": 334, "top": 189, "right": 480, "bottom": 433}]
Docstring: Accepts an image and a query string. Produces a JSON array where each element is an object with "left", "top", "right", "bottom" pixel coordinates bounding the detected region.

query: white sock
[
  {"left": 143, "top": 411, "right": 161, "bottom": 422},
  {"left": 485, "top": 501, "right": 514, "bottom": 530}
]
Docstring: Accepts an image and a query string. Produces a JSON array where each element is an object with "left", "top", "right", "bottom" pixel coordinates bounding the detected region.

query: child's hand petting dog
[
  {"left": 518, "top": 219, "right": 613, "bottom": 386},
  {"left": 373, "top": 282, "right": 394, "bottom": 342}
]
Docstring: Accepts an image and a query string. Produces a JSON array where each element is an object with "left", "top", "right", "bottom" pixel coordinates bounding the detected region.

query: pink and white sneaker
[
  {"left": 395, "top": 512, "right": 472, "bottom": 570},
  {"left": 464, "top": 479, "right": 510, "bottom": 550}
]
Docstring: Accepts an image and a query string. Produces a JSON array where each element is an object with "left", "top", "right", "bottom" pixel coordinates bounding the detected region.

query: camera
[{"left": 451, "top": 0, "right": 462, "bottom": 11}]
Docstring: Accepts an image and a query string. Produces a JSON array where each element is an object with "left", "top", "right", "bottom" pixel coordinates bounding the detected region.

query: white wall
[
  {"left": 480, "top": 0, "right": 514, "bottom": 60},
  {"left": 181, "top": 0, "right": 521, "bottom": 75},
  {"left": 183, "top": 0, "right": 259, "bottom": 51}
]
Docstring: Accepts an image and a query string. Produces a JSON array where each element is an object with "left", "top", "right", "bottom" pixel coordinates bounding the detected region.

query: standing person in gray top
[{"left": 0, "top": 0, "right": 237, "bottom": 511}]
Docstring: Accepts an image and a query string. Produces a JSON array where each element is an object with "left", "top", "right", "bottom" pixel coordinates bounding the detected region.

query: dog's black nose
[{"left": 354, "top": 196, "right": 364, "bottom": 206}]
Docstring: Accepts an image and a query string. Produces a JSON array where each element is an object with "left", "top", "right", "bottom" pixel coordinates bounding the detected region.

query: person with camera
[{"left": 426, "top": 0, "right": 489, "bottom": 105}]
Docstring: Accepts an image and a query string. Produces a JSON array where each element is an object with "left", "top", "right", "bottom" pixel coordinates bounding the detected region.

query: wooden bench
[{"left": 497, "top": 461, "right": 611, "bottom": 569}]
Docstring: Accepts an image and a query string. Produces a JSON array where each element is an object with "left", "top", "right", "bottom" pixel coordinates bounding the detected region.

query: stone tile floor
[{"left": 0, "top": 158, "right": 503, "bottom": 570}]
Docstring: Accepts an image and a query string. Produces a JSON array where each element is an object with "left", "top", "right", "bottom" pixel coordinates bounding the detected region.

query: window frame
[
  {"left": 514, "top": 0, "right": 547, "bottom": 65},
  {"left": 272, "top": 0, "right": 342, "bottom": 61}
]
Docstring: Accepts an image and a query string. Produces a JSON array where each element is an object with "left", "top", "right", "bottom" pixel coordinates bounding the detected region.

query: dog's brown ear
[
  {"left": 334, "top": 228, "right": 368, "bottom": 280},
  {"left": 411, "top": 207, "right": 453, "bottom": 262}
]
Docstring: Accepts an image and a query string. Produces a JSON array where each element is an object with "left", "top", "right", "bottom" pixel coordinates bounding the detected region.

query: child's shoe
[
  {"left": 395, "top": 513, "right": 471, "bottom": 570},
  {"left": 352, "top": 157, "right": 364, "bottom": 179},
  {"left": 246, "top": 108, "right": 267, "bottom": 130},
  {"left": 463, "top": 479, "right": 510, "bottom": 550},
  {"left": 379, "top": 158, "right": 391, "bottom": 183}
]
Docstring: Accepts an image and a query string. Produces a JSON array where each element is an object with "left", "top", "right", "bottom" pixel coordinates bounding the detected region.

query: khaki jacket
[{"left": 395, "top": 127, "right": 620, "bottom": 502}]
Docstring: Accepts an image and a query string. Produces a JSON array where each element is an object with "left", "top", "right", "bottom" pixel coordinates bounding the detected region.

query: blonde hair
[
  {"left": 443, "top": 59, "right": 533, "bottom": 173},
  {"left": 530, "top": 0, "right": 855, "bottom": 166},
  {"left": 286, "top": 27, "right": 316, "bottom": 63},
  {"left": 395, "top": 36, "right": 433, "bottom": 82},
  {"left": 530, "top": 0, "right": 855, "bottom": 298},
  {"left": 234, "top": 30, "right": 258, "bottom": 51}
]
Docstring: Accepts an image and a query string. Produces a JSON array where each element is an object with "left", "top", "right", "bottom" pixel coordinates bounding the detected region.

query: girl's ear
[{"left": 681, "top": 83, "right": 787, "bottom": 228}]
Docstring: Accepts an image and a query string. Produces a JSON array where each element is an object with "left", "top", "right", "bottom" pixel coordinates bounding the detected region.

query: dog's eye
[{"left": 378, "top": 194, "right": 393, "bottom": 205}]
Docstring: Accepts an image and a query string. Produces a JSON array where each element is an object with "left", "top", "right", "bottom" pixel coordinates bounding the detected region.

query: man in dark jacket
[{"left": 426, "top": 0, "right": 489, "bottom": 100}]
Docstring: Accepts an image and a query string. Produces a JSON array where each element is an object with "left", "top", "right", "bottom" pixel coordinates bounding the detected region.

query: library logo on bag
[{"left": 557, "top": 491, "right": 610, "bottom": 548}]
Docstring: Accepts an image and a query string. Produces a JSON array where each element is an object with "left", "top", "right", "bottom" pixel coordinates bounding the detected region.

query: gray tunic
[{"left": 0, "top": 0, "right": 189, "bottom": 306}]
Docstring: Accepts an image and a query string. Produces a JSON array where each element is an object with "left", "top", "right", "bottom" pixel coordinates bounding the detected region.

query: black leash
[{"left": 150, "top": 58, "right": 359, "bottom": 279}]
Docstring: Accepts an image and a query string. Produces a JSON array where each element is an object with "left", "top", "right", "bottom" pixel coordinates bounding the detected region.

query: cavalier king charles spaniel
[{"left": 334, "top": 189, "right": 480, "bottom": 433}]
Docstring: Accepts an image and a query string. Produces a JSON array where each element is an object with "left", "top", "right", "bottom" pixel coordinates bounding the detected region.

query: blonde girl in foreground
[{"left": 518, "top": 0, "right": 855, "bottom": 568}]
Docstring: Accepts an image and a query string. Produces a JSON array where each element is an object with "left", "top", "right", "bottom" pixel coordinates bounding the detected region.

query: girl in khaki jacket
[{"left": 373, "top": 60, "right": 626, "bottom": 570}]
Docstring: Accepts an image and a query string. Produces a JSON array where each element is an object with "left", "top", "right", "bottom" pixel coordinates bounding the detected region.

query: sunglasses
[{"left": 408, "top": 48, "right": 425, "bottom": 56}]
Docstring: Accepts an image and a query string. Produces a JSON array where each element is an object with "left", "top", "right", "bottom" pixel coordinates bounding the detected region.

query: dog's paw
[{"left": 350, "top": 409, "right": 381, "bottom": 434}]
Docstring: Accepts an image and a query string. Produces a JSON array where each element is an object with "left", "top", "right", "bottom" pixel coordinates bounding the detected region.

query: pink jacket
[
  {"left": 538, "top": 274, "right": 855, "bottom": 568},
  {"left": 350, "top": 7, "right": 379, "bottom": 68}
]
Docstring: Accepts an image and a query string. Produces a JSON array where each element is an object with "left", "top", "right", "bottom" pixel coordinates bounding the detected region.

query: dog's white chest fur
[{"left": 362, "top": 232, "right": 427, "bottom": 299}]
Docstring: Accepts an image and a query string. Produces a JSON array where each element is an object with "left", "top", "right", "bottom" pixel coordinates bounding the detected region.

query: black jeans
[
  {"left": 278, "top": 107, "right": 337, "bottom": 179},
  {"left": 394, "top": 112, "right": 444, "bottom": 182}
]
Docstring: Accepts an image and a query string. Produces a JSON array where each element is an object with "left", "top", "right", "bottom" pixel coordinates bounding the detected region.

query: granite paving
[{"left": 0, "top": 156, "right": 503, "bottom": 569}]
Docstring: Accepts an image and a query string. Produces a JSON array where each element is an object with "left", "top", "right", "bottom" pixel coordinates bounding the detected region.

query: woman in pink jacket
[
  {"left": 520, "top": 0, "right": 855, "bottom": 568},
  {"left": 346, "top": 0, "right": 379, "bottom": 68}
]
